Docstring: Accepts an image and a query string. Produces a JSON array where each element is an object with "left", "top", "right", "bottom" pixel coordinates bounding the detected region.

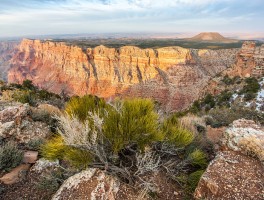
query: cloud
[{"left": 0, "top": 0, "right": 263, "bottom": 37}]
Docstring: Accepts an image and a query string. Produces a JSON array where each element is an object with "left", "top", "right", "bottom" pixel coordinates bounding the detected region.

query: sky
[{"left": 0, "top": 0, "right": 264, "bottom": 38}]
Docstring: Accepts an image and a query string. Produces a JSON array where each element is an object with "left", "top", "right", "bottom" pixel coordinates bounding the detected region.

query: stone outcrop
[
  {"left": 0, "top": 103, "right": 50, "bottom": 143},
  {"left": 227, "top": 41, "right": 264, "bottom": 77},
  {"left": 222, "top": 119, "right": 264, "bottom": 161},
  {"left": 52, "top": 168, "right": 138, "bottom": 200},
  {"left": 8, "top": 39, "right": 238, "bottom": 111},
  {"left": 194, "top": 150, "right": 264, "bottom": 200},
  {"left": 194, "top": 119, "right": 264, "bottom": 199}
]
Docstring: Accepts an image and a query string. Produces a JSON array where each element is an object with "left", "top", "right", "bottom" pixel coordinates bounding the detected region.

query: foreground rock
[
  {"left": 0, "top": 164, "right": 31, "bottom": 184},
  {"left": 222, "top": 119, "right": 264, "bottom": 161},
  {"left": 0, "top": 103, "right": 50, "bottom": 143},
  {"left": 52, "top": 168, "right": 138, "bottom": 200},
  {"left": 194, "top": 119, "right": 264, "bottom": 199}
]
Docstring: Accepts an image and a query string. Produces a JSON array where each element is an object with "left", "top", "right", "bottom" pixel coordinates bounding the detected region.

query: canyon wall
[
  {"left": 227, "top": 41, "right": 264, "bottom": 77},
  {"left": 9, "top": 39, "right": 238, "bottom": 111},
  {"left": 0, "top": 41, "right": 18, "bottom": 81}
]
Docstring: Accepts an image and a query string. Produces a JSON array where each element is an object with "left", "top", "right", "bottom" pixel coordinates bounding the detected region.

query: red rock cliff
[{"left": 8, "top": 39, "right": 238, "bottom": 111}]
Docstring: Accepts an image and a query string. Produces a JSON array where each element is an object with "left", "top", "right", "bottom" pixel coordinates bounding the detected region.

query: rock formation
[
  {"left": 0, "top": 103, "right": 50, "bottom": 143},
  {"left": 0, "top": 41, "right": 18, "bottom": 81},
  {"left": 8, "top": 39, "right": 238, "bottom": 111},
  {"left": 227, "top": 41, "right": 264, "bottom": 77},
  {"left": 194, "top": 119, "right": 264, "bottom": 199}
]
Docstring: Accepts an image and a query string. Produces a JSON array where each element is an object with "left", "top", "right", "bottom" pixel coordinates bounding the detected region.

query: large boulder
[
  {"left": 52, "top": 169, "right": 119, "bottom": 200},
  {"left": 222, "top": 119, "right": 264, "bottom": 161},
  {"left": 194, "top": 119, "right": 264, "bottom": 199}
]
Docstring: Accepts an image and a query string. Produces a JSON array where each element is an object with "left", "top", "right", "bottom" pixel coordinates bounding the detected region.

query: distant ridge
[{"left": 188, "top": 32, "right": 238, "bottom": 43}]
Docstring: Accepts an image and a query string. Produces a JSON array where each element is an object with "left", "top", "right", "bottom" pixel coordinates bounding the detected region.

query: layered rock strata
[
  {"left": 8, "top": 39, "right": 239, "bottom": 111},
  {"left": 0, "top": 41, "right": 18, "bottom": 81},
  {"left": 227, "top": 41, "right": 264, "bottom": 77}
]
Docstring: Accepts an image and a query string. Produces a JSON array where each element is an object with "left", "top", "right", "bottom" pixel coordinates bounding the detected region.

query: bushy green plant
[
  {"left": 162, "top": 115, "right": 194, "bottom": 148},
  {"left": 22, "top": 79, "right": 36, "bottom": 90},
  {"left": 26, "top": 139, "right": 45, "bottom": 151},
  {"left": 222, "top": 75, "right": 233, "bottom": 85},
  {"left": 240, "top": 77, "right": 260, "bottom": 94},
  {"left": 12, "top": 89, "right": 36, "bottom": 106},
  {"left": 64, "top": 147, "right": 93, "bottom": 169},
  {"left": 188, "top": 149, "right": 207, "bottom": 168},
  {"left": 65, "top": 95, "right": 109, "bottom": 122},
  {"left": 104, "top": 99, "right": 163, "bottom": 152},
  {"left": 0, "top": 142, "right": 23, "bottom": 171},
  {"left": 187, "top": 170, "right": 204, "bottom": 192},
  {"left": 40, "top": 136, "right": 66, "bottom": 160},
  {"left": 207, "top": 106, "right": 264, "bottom": 127}
]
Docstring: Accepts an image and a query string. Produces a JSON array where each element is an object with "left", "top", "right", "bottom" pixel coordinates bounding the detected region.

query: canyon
[
  {"left": 0, "top": 41, "right": 18, "bottom": 81},
  {"left": 1, "top": 39, "right": 263, "bottom": 111}
]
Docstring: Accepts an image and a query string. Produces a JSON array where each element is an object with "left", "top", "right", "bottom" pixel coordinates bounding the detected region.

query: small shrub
[
  {"left": 22, "top": 79, "right": 36, "bottom": 90},
  {"left": 65, "top": 95, "right": 108, "bottom": 122},
  {"left": 244, "top": 92, "right": 256, "bottom": 101},
  {"left": 26, "top": 139, "right": 44, "bottom": 151},
  {"left": 222, "top": 75, "right": 233, "bottom": 85},
  {"left": 40, "top": 136, "right": 66, "bottom": 160},
  {"left": 241, "top": 77, "right": 260, "bottom": 94},
  {"left": 64, "top": 147, "right": 93, "bottom": 169},
  {"left": 37, "top": 170, "right": 65, "bottom": 193},
  {"left": 239, "top": 136, "right": 264, "bottom": 161},
  {"left": 12, "top": 90, "right": 36, "bottom": 106},
  {"left": 188, "top": 149, "right": 207, "bottom": 168},
  {"left": 104, "top": 99, "right": 163, "bottom": 152},
  {"left": 187, "top": 170, "right": 204, "bottom": 192},
  {"left": 0, "top": 142, "right": 23, "bottom": 171}
]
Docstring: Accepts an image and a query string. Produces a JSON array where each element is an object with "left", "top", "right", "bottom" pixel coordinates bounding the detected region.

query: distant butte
[{"left": 188, "top": 32, "right": 238, "bottom": 43}]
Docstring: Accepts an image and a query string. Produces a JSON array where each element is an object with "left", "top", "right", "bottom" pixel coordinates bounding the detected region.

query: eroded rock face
[
  {"left": 0, "top": 41, "right": 18, "bottom": 81},
  {"left": 9, "top": 39, "right": 238, "bottom": 111},
  {"left": 227, "top": 41, "right": 264, "bottom": 77}
]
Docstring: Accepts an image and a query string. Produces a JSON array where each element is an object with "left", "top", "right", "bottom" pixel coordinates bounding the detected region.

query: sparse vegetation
[
  {"left": 1, "top": 79, "right": 64, "bottom": 107},
  {"left": 41, "top": 95, "right": 209, "bottom": 198},
  {"left": 0, "top": 142, "right": 23, "bottom": 172}
]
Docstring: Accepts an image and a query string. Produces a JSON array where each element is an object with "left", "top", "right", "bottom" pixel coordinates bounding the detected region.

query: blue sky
[{"left": 0, "top": 0, "right": 263, "bottom": 38}]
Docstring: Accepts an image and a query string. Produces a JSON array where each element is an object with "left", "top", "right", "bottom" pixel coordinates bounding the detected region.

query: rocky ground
[{"left": 0, "top": 98, "right": 263, "bottom": 199}]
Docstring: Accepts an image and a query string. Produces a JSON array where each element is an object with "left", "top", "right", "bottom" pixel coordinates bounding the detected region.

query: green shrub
[
  {"left": 26, "top": 139, "right": 44, "bottom": 151},
  {"left": 40, "top": 136, "right": 66, "bottom": 160},
  {"left": 244, "top": 92, "right": 256, "bottom": 101},
  {"left": 216, "top": 90, "right": 232, "bottom": 106},
  {"left": 202, "top": 94, "right": 215, "bottom": 108},
  {"left": 104, "top": 99, "right": 163, "bottom": 152},
  {"left": 222, "top": 75, "right": 233, "bottom": 85},
  {"left": 65, "top": 95, "right": 109, "bottom": 122},
  {"left": 22, "top": 79, "right": 36, "bottom": 90},
  {"left": 188, "top": 149, "right": 207, "bottom": 168},
  {"left": 0, "top": 142, "right": 23, "bottom": 171},
  {"left": 207, "top": 106, "right": 264, "bottom": 127},
  {"left": 64, "top": 147, "right": 93, "bottom": 169},
  {"left": 240, "top": 77, "right": 260, "bottom": 94},
  {"left": 37, "top": 170, "right": 65, "bottom": 193},
  {"left": 12, "top": 89, "right": 36, "bottom": 106},
  {"left": 187, "top": 170, "right": 204, "bottom": 192}
]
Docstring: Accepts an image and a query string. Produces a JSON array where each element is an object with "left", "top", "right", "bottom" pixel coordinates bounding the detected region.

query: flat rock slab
[
  {"left": 23, "top": 151, "right": 38, "bottom": 164},
  {"left": 0, "top": 164, "right": 31, "bottom": 184}
]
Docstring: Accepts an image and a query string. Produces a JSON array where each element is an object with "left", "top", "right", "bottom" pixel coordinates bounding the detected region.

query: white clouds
[{"left": 0, "top": 0, "right": 263, "bottom": 37}]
